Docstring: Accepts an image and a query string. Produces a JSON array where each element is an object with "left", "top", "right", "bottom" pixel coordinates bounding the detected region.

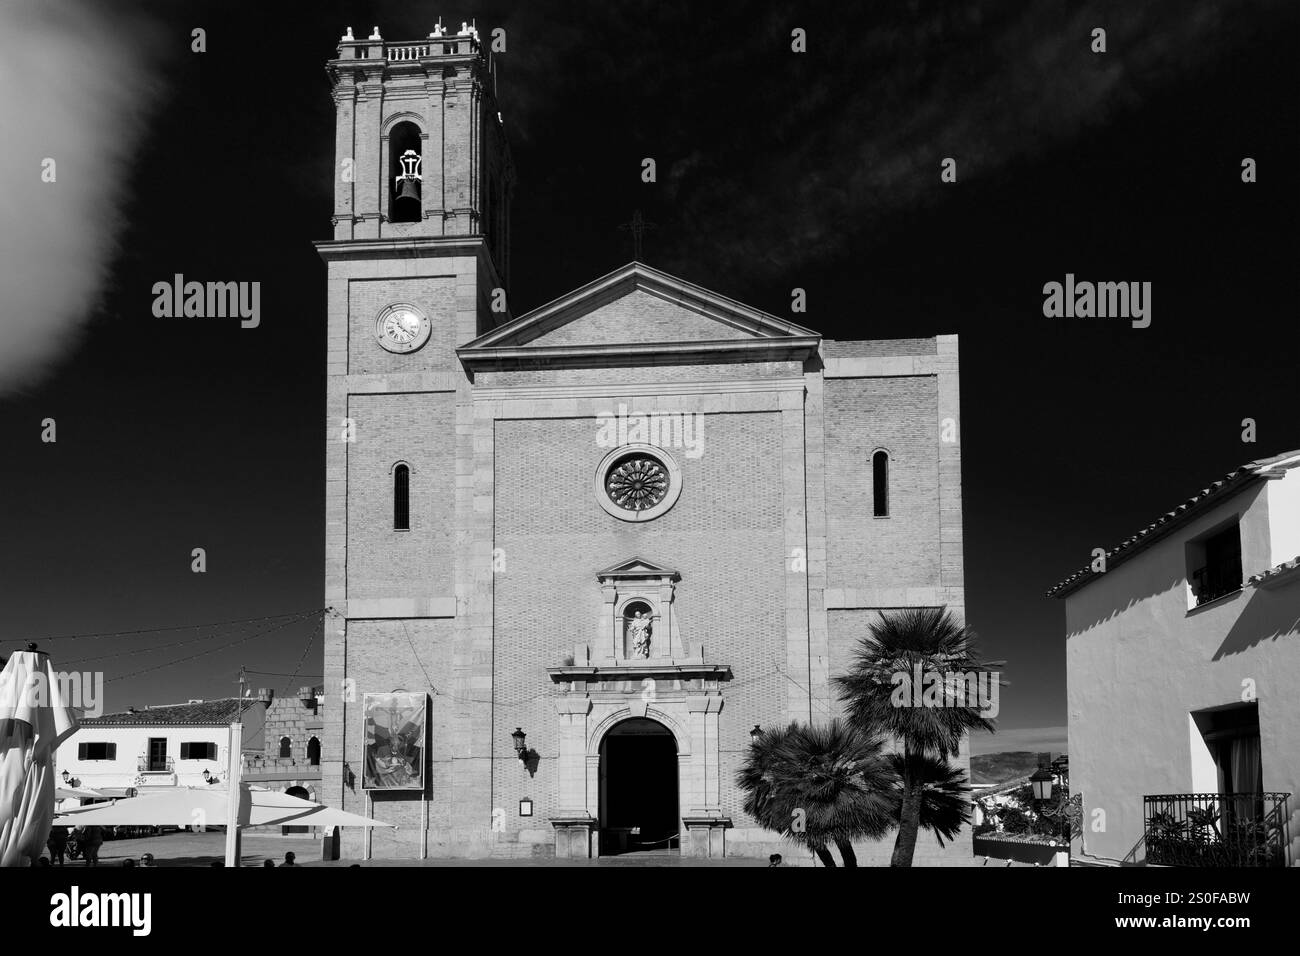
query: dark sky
[{"left": 2, "top": 0, "right": 1296, "bottom": 753}]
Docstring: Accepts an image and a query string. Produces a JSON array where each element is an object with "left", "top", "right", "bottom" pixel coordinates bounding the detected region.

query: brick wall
[
  {"left": 491, "top": 411, "right": 788, "bottom": 831},
  {"left": 823, "top": 338, "right": 938, "bottom": 358},
  {"left": 823, "top": 376, "right": 941, "bottom": 591},
  {"left": 527, "top": 291, "right": 752, "bottom": 346},
  {"left": 259, "top": 694, "right": 324, "bottom": 767},
  {"left": 348, "top": 276, "right": 458, "bottom": 375},
  {"left": 336, "top": 618, "right": 455, "bottom": 859},
  {"left": 475, "top": 361, "right": 803, "bottom": 389},
  {"left": 346, "top": 393, "right": 455, "bottom": 598}
]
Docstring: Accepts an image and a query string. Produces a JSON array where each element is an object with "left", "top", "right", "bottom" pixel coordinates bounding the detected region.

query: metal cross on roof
[{"left": 617, "top": 209, "right": 657, "bottom": 262}]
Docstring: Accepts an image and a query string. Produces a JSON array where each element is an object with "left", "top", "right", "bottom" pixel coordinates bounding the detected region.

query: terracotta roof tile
[
  {"left": 82, "top": 698, "right": 258, "bottom": 727},
  {"left": 1046, "top": 450, "right": 1300, "bottom": 599},
  {"left": 1248, "top": 556, "right": 1300, "bottom": 588}
]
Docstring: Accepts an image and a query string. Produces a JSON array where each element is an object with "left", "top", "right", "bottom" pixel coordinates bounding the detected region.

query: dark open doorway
[{"left": 598, "top": 717, "right": 679, "bottom": 855}]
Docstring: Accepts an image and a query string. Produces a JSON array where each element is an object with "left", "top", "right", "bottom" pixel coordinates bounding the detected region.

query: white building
[
  {"left": 57, "top": 699, "right": 263, "bottom": 800},
  {"left": 1050, "top": 450, "right": 1300, "bottom": 867}
]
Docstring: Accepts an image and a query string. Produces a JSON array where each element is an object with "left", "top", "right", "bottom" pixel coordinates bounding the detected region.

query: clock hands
[{"left": 377, "top": 306, "right": 426, "bottom": 352}]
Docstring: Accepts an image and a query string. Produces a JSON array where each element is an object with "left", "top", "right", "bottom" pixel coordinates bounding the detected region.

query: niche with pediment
[{"left": 595, "top": 558, "right": 690, "bottom": 664}]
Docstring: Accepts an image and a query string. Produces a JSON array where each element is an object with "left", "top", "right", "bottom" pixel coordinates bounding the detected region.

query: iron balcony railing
[
  {"left": 1144, "top": 793, "right": 1289, "bottom": 867},
  {"left": 1190, "top": 560, "right": 1242, "bottom": 606},
  {"left": 137, "top": 756, "right": 174, "bottom": 773}
]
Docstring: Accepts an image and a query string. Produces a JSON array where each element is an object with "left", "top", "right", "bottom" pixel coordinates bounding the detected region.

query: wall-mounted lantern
[{"left": 512, "top": 728, "right": 538, "bottom": 777}]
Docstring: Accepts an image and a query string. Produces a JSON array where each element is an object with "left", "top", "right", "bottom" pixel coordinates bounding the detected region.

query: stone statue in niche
[{"left": 627, "top": 610, "right": 652, "bottom": 658}]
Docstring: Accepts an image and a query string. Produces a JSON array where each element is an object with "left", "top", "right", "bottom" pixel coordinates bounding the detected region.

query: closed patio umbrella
[{"left": 0, "top": 646, "right": 81, "bottom": 866}]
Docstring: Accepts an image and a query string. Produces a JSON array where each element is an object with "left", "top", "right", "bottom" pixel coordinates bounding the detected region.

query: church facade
[{"left": 317, "top": 26, "right": 970, "bottom": 863}]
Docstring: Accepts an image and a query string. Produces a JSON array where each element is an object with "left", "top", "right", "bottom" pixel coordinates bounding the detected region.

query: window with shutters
[
  {"left": 180, "top": 742, "right": 218, "bottom": 760},
  {"left": 77, "top": 742, "right": 116, "bottom": 760}
]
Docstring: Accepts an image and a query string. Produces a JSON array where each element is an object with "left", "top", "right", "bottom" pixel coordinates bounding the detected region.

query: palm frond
[
  {"left": 736, "top": 719, "right": 899, "bottom": 848},
  {"left": 887, "top": 751, "right": 973, "bottom": 846},
  {"left": 832, "top": 606, "right": 999, "bottom": 757}
]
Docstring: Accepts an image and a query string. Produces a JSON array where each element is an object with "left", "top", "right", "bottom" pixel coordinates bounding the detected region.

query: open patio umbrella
[
  {"left": 55, "top": 786, "right": 105, "bottom": 802},
  {"left": 0, "top": 646, "right": 81, "bottom": 866},
  {"left": 55, "top": 785, "right": 394, "bottom": 829}
]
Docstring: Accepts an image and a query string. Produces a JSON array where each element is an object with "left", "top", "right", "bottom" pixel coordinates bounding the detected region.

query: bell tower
[
  {"left": 315, "top": 21, "right": 513, "bottom": 857},
  {"left": 326, "top": 21, "right": 513, "bottom": 285}
]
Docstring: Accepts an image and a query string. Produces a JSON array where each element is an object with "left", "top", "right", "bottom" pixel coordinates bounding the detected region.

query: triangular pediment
[
  {"left": 457, "top": 262, "right": 819, "bottom": 370},
  {"left": 596, "top": 556, "right": 679, "bottom": 580}
]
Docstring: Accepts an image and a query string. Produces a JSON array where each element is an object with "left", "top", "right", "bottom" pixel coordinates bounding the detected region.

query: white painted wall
[
  {"left": 1266, "top": 468, "right": 1300, "bottom": 569},
  {"left": 56, "top": 725, "right": 231, "bottom": 794},
  {"left": 1064, "top": 478, "right": 1300, "bottom": 865}
]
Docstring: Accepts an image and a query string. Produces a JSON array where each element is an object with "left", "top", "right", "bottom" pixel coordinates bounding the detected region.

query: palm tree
[
  {"left": 833, "top": 606, "right": 997, "bottom": 866},
  {"left": 887, "top": 751, "right": 972, "bottom": 848},
  {"left": 737, "top": 720, "right": 895, "bottom": 866}
]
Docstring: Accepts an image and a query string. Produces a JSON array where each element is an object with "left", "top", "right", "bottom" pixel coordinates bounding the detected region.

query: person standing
[
  {"left": 80, "top": 826, "right": 103, "bottom": 866},
  {"left": 46, "top": 825, "right": 68, "bottom": 866}
]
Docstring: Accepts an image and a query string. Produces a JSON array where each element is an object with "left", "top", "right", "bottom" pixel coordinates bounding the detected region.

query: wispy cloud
[
  {"left": 486, "top": 0, "right": 1286, "bottom": 276},
  {"left": 0, "top": 0, "right": 167, "bottom": 395}
]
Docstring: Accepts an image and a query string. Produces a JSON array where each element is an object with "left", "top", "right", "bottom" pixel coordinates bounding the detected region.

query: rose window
[
  {"left": 604, "top": 454, "right": 670, "bottom": 512},
  {"left": 594, "top": 444, "right": 682, "bottom": 522}
]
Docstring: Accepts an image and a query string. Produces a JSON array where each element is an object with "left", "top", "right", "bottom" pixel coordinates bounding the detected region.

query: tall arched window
[
  {"left": 307, "top": 736, "right": 321, "bottom": 767},
  {"left": 394, "top": 463, "right": 410, "bottom": 531},
  {"left": 872, "top": 450, "right": 890, "bottom": 517},
  {"left": 278, "top": 736, "right": 292, "bottom": 759}
]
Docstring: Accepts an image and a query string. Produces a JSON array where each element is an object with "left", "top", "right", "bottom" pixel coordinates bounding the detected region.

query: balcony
[
  {"left": 1144, "top": 793, "right": 1290, "bottom": 867},
  {"left": 1190, "top": 561, "right": 1242, "bottom": 607},
  {"left": 137, "top": 755, "right": 174, "bottom": 773}
]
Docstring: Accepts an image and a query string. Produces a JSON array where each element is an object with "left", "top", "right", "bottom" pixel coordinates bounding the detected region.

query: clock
[{"left": 375, "top": 304, "right": 431, "bottom": 354}]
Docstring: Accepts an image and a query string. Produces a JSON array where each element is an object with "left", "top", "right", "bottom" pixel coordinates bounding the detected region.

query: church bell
[
  {"left": 393, "top": 177, "right": 421, "bottom": 219},
  {"left": 392, "top": 148, "right": 423, "bottom": 222}
]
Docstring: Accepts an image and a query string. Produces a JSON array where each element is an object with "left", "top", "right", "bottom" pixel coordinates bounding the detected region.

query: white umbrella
[
  {"left": 55, "top": 785, "right": 393, "bottom": 829},
  {"left": 55, "top": 786, "right": 105, "bottom": 802},
  {"left": 0, "top": 647, "right": 81, "bottom": 866}
]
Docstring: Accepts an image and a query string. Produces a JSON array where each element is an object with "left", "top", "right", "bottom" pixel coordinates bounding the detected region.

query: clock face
[{"left": 375, "top": 305, "right": 430, "bottom": 354}]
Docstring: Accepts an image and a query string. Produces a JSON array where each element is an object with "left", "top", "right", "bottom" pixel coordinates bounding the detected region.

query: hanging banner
[{"left": 361, "top": 693, "right": 426, "bottom": 790}]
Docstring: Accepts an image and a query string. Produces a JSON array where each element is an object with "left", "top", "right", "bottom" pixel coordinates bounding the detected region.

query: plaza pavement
[{"left": 45, "top": 831, "right": 775, "bottom": 866}]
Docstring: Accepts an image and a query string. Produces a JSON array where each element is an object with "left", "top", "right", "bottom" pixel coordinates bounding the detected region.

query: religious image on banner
[{"left": 362, "top": 693, "right": 426, "bottom": 790}]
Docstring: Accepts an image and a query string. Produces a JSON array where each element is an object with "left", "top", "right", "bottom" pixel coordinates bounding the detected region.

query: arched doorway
[
  {"left": 283, "top": 786, "right": 311, "bottom": 835},
  {"left": 598, "top": 717, "right": 679, "bottom": 855}
]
